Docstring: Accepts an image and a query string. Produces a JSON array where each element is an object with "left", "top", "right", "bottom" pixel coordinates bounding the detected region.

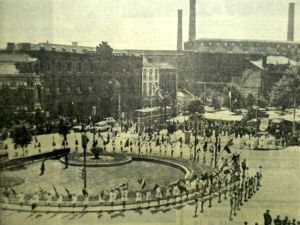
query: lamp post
[
  {"left": 81, "top": 125, "right": 88, "bottom": 189},
  {"left": 193, "top": 112, "right": 199, "bottom": 161},
  {"left": 214, "top": 126, "right": 219, "bottom": 169},
  {"left": 108, "top": 79, "right": 121, "bottom": 120}
]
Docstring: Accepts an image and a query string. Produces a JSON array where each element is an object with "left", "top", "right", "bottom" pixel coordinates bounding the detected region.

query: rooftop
[
  {"left": 250, "top": 56, "right": 297, "bottom": 69},
  {"left": 0, "top": 53, "right": 37, "bottom": 63},
  {"left": 188, "top": 38, "right": 300, "bottom": 45}
]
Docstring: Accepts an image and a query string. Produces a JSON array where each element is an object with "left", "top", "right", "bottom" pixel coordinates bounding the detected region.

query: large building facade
[
  {"left": 141, "top": 58, "right": 177, "bottom": 108},
  {"left": 0, "top": 53, "right": 43, "bottom": 114},
  {"left": 3, "top": 42, "right": 143, "bottom": 120}
]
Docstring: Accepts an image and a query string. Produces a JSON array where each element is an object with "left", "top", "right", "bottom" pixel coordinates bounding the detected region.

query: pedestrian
[
  {"left": 135, "top": 191, "right": 142, "bottom": 208},
  {"left": 109, "top": 190, "right": 115, "bottom": 206},
  {"left": 121, "top": 189, "right": 128, "bottom": 209},
  {"left": 263, "top": 210, "right": 272, "bottom": 225},
  {"left": 241, "top": 159, "right": 247, "bottom": 177},
  {"left": 194, "top": 198, "right": 199, "bottom": 217},
  {"left": 180, "top": 144, "right": 183, "bottom": 158},
  {"left": 274, "top": 215, "right": 281, "bottom": 225},
  {"left": 146, "top": 190, "right": 151, "bottom": 206},
  {"left": 156, "top": 186, "right": 162, "bottom": 205},
  {"left": 18, "top": 192, "right": 24, "bottom": 206},
  {"left": 40, "top": 159, "right": 45, "bottom": 176}
]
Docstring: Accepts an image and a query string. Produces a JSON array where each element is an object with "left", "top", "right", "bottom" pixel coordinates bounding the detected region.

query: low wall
[
  {"left": 132, "top": 156, "right": 192, "bottom": 179},
  {"left": 0, "top": 148, "right": 70, "bottom": 169}
]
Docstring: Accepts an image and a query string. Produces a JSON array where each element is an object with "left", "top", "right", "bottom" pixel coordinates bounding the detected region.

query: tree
[
  {"left": 223, "top": 85, "right": 245, "bottom": 111},
  {"left": 58, "top": 118, "right": 70, "bottom": 149},
  {"left": 187, "top": 100, "right": 204, "bottom": 114},
  {"left": 270, "top": 74, "right": 300, "bottom": 111},
  {"left": 245, "top": 93, "right": 255, "bottom": 108},
  {"left": 11, "top": 125, "right": 32, "bottom": 156},
  {"left": 211, "top": 94, "right": 221, "bottom": 111}
]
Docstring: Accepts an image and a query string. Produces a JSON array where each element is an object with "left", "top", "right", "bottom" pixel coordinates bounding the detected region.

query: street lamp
[
  {"left": 214, "top": 125, "right": 219, "bottom": 169},
  {"left": 81, "top": 124, "right": 88, "bottom": 189},
  {"left": 108, "top": 79, "right": 121, "bottom": 120},
  {"left": 193, "top": 112, "right": 200, "bottom": 161}
]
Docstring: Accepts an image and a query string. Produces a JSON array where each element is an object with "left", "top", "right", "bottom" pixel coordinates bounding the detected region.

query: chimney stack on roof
[
  {"left": 6, "top": 43, "right": 16, "bottom": 53},
  {"left": 189, "top": 0, "right": 196, "bottom": 41},
  {"left": 287, "top": 2, "right": 295, "bottom": 41},
  {"left": 177, "top": 9, "right": 183, "bottom": 51}
]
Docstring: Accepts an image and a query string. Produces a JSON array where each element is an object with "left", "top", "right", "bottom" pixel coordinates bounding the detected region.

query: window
[
  {"left": 57, "top": 62, "right": 62, "bottom": 71},
  {"left": 66, "top": 87, "right": 71, "bottom": 93},
  {"left": 143, "top": 83, "right": 147, "bottom": 95},
  {"left": 90, "top": 63, "right": 94, "bottom": 72},
  {"left": 67, "top": 62, "right": 72, "bottom": 72},
  {"left": 149, "top": 83, "right": 152, "bottom": 95},
  {"left": 155, "top": 69, "right": 158, "bottom": 80},
  {"left": 78, "top": 63, "right": 82, "bottom": 72},
  {"left": 143, "top": 72, "right": 147, "bottom": 81}
]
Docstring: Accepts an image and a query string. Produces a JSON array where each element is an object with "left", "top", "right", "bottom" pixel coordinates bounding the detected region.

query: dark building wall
[{"left": 24, "top": 44, "right": 142, "bottom": 120}]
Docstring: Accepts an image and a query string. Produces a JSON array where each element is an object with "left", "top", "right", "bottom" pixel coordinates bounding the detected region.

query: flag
[
  {"left": 124, "top": 139, "right": 129, "bottom": 147},
  {"left": 152, "top": 183, "right": 160, "bottom": 191},
  {"left": 82, "top": 188, "right": 89, "bottom": 197},
  {"left": 156, "top": 138, "right": 160, "bottom": 146},
  {"left": 10, "top": 187, "right": 17, "bottom": 197},
  {"left": 201, "top": 172, "right": 209, "bottom": 181},
  {"left": 203, "top": 142, "right": 207, "bottom": 152},
  {"left": 224, "top": 145, "right": 231, "bottom": 154},
  {"left": 177, "top": 179, "right": 187, "bottom": 193},
  {"left": 190, "top": 174, "right": 198, "bottom": 182},
  {"left": 138, "top": 179, "right": 146, "bottom": 189},
  {"left": 120, "top": 180, "right": 128, "bottom": 189},
  {"left": 52, "top": 184, "right": 59, "bottom": 198}
]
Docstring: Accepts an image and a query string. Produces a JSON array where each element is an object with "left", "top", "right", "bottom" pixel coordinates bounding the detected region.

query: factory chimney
[
  {"left": 177, "top": 9, "right": 183, "bottom": 51},
  {"left": 189, "top": 0, "right": 196, "bottom": 41},
  {"left": 287, "top": 2, "right": 295, "bottom": 41}
]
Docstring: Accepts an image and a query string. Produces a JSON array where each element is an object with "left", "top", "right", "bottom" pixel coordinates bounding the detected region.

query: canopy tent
[
  {"left": 266, "top": 109, "right": 300, "bottom": 122},
  {"left": 167, "top": 115, "right": 190, "bottom": 123},
  {"left": 204, "top": 110, "right": 243, "bottom": 121}
]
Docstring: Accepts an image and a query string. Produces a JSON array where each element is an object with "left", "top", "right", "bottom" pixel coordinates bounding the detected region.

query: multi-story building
[
  {"left": 141, "top": 57, "right": 177, "bottom": 107},
  {"left": 5, "top": 41, "right": 143, "bottom": 120},
  {"left": 0, "top": 53, "right": 43, "bottom": 114}
]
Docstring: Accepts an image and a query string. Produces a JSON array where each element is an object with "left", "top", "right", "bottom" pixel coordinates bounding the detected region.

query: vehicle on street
[{"left": 103, "top": 117, "right": 116, "bottom": 126}]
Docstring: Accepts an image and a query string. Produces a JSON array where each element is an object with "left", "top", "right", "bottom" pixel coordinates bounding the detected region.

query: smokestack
[
  {"left": 287, "top": 2, "right": 295, "bottom": 41},
  {"left": 177, "top": 9, "right": 183, "bottom": 51},
  {"left": 189, "top": 0, "right": 196, "bottom": 41}
]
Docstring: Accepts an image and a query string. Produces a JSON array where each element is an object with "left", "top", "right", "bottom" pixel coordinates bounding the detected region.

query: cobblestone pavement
[{"left": 0, "top": 130, "right": 299, "bottom": 225}]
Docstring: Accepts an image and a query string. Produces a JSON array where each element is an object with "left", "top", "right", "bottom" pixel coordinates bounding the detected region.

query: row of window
[
  {"left": 143, "top": 73, "right": 159, "bottom": 81},
  {"left": 142, "top": 82, "right": 159, "bottom": 95},
  {"left": 46, "top": 62, "right": 94, "bottom": 73},
  {"left": 199, "top": 41, "right": 300, "bottom": 49},
  {"left": 143, "top": 68, "right": 159, "bottom": 74},
  {"left": 45, "top": 86, "right": 94, "bottom": 94}
]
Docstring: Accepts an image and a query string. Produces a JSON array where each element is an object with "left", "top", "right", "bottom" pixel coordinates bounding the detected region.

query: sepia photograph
[{"left": 0, "top": 0, "right": 299, "bottom": 225}]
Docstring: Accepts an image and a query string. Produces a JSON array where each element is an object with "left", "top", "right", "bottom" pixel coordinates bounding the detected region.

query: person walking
[
  {"left": 194, "top": 198, "right": 199, "bottom": 217},
  {"left": 263, "top": 210, "right": 272, "bottom": 225},
  {"left": 40, "top": 159, "right": 46, "bottom": 176}
]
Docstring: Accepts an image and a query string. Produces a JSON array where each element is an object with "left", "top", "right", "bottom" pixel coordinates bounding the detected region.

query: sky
[{"left": 0, "top": 0, "right": 299, "bottom": 50}]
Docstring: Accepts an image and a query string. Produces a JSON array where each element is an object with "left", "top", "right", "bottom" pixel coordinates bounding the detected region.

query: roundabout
[{"left": 0, "top": 151, "right": 220, "bottom": 213}]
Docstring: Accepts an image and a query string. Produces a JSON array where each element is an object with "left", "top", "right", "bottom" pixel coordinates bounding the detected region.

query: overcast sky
[{"left": 0, "top": 0, "right": 299, "bottom": 50}]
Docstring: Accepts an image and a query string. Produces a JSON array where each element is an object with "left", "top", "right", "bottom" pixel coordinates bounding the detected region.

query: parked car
[
  {"left": 103, "top": 117, "right": 116, "bottom": 126},
  {"left": 94, "top": 121, "right": 111, "bottom": 132}
]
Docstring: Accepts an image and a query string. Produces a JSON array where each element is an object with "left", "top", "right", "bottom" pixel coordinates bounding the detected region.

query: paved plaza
[{"left": 1, "top": 131, "right": 299, "bottom": 225}]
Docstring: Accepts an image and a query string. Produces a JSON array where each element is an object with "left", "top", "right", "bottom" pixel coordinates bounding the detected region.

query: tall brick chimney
[
  {"left": 287, "top": 2, "right": 295, "bottom": 41},
  {"left": 177, "top": 9, "right": 183, "bottom": 51},
  {"left": 189, "top": 0, "right": 196, "bottom": 41}
]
